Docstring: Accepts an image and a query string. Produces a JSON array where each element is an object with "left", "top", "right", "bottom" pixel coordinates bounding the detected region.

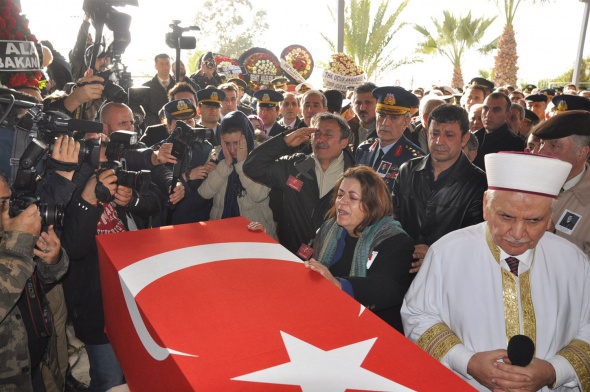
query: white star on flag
[{"left": 232, "top": 331, "right": 415, "bottom": 392}]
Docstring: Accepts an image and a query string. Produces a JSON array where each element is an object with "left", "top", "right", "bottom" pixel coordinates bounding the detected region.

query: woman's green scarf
[{"left": 313, "top": 216, "right": 405, "bottom": 277}]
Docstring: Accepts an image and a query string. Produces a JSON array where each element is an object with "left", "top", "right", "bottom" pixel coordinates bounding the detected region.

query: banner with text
[
  {"left": 0, "top": 40, "right": 40, "bottom": 72},
  {"left": 322, "top": 69, "right": 367, "bottom": 91}
]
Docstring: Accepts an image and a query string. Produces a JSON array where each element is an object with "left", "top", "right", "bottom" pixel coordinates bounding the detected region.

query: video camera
[
  {"left": 22, "top": 105, "right": 104, "bottom": 168},
  {"left": 166, "top": 20, "right": 200, "bottom": 51},
  {"left": 9, "top": 139, "right": 65, "bottom": 227},
  {"left": 170, "top": 121, "right": 215, "bottom": 147},
  {"left": 82, "top": 0, "right": 148, "bottom": 106},
  {"left": 98, "top": 130, "right": 151, "bottom": 198}
]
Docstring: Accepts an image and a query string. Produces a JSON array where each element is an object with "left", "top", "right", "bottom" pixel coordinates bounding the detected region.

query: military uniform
[
  {"left": 355, "top": 85, "right": 424, "bottom": 192},
  {"left": 253, "top": 89, "right": 286, "bottom": 138},
  {"left": 0, "top": 231, "right": 69, "bottom": 391},
  {"left": 356, "top": 136, "right": 424, "bottom": 192}
]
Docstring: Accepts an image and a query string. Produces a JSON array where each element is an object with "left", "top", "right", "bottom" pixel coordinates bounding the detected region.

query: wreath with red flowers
[
  {"left": 280, "top": 45, "right": 313, "bottom": 80},
  {"left": 238, "top": 48, "right": 281, "bottom": 91},
  {"left": 0, "top": 0, "right": 44, "bottom": 89}
]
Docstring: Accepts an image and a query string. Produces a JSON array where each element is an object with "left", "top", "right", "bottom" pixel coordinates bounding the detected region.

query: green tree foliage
[
  {"left": 414, "top": 11, "right": 496, "bottom": 88},
  {"left": 322, "top": 0, "right": 417, "bottom": 80},
  {"left": 190, "top": 0, "right": 268, "bottom": 69},
  {"left": 549, "top": 57, "right": 590, "bottom": 86}
]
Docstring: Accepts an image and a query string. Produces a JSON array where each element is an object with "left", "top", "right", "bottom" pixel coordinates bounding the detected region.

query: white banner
[
  {"left": 279, "top": 60, "right": 306, "bottom": 84},
  {"left": 321, "top": 69, "right": 367, "bottom": 91},
  {"left": 217, "top": 64, "right": 242, "bottom": 76}
]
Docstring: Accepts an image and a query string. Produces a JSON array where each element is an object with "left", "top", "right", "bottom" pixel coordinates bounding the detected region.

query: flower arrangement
[
  {"left": 327, "top": 53, "right": 364, "bottom": 77},
  {"left": 246, "top": 53, "right": 279, "bottom": 75},
  {"left": 282, "top": 45, "right": 313, "bottom": 79},
  {"left": 215, "top": 55, "right": 238, "bottom": 69},
  {"left": 243, "top": 52, "right": 281, "bottom": 90},
  {"left": 0, "top": 0, "right": 44, "bottom": 89}
]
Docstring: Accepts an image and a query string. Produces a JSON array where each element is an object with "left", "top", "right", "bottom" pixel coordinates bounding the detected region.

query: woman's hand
[
  {"left": 305, "top": 258, "right": 342, "bottom": 289},
  {"left": 236, "top": 134, "right": 248, "bottom": 163},
  {"left": 247, "top": 221, "right": 266, "bottom": 233},
  {"left": 221, "top": 138, "right": 233, "bottom": 166},
  {"left": 33, "top": 225, "right": 61, "bottom": 265}
]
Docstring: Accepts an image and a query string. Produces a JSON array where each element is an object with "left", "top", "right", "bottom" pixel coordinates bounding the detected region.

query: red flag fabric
[{"left": 97, "top": 217, "right": 474, "bottom": 391}]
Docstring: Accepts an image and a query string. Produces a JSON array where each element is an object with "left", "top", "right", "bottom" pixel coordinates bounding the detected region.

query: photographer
[
  {"left": 0, "top": 171, "right": 70, "bottom": 391},
  {"left": 149, "top": 101, "right": 216, "bottom": 226},
  {"left": 62, "top": 146, "right": 162, "bottom": 391},
  {"left": 189, "top": 51, "right": 222, "bottom": 90},
  {"left": 91, "top": 102, "right": 184, "bottom": 211}
]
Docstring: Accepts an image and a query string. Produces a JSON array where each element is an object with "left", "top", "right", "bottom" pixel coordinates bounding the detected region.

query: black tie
[
  {"left": 372, "top": 149, "right": 384, "bottom": 170},
  {"left": 505, "top": 257, "right": 520, "bottom": 276}
]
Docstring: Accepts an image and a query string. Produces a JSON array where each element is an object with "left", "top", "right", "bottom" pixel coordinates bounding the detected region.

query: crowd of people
[{"left": 1, "top": 4, "right": 590, "bottom": 391}]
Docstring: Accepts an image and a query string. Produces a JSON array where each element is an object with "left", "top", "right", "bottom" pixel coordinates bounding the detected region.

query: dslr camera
[{"left": 99, "top": 130, "right": 151, "bottom": 197}]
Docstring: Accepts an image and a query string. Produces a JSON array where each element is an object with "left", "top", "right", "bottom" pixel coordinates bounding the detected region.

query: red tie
[{"left": 505, "top": 257, "right": 520, "bottom": 276}]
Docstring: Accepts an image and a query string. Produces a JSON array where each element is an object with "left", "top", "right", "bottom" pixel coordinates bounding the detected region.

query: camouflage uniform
[{"left": 0, "top": 231, "right": 69, "bottom": 391}]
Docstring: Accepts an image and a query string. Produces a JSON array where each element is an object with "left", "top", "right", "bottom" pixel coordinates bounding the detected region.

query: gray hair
[
  {"left": 465, "top": 132, "right": 479, "bottom": 152},
  {"left": 302, "top": 90, "right": 328, "bottom": 108},
  {"left": 510, "top": 103, "right": 525, "bottom": 121},
  {"left": 310, "top": 112, "right": 351, "bottom": 140},
  {"left": 485, "top": 189, "right": 556, "bottom": 212}
]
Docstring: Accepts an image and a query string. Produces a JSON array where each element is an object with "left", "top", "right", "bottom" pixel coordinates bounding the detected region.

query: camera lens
[
  {"left": 38, "top": 203, "right": 65, "bottom": 228},
  {"left": 103, "top": 82, "right": 128, "bottom": 103},
  {"left": 78, "top": 138, "right": 101, "bottom": 168}
]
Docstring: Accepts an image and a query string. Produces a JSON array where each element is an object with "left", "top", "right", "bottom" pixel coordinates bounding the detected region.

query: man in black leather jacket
[{"left": 393, "top": 104, "right": 487, "bottom": 274}]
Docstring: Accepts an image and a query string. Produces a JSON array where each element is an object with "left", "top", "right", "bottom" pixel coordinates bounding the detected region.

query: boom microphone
[{"left": 507, "top": 334, "right": 535, "bottom": 366}]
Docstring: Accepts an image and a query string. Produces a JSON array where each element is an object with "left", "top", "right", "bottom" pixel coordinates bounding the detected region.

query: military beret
[
  {"left": 227, "top": 78, "right": 247, "bottom": 90},
  {"left": 253, "top": 89, "right": 284, "bottom": 108},
  {"left": 539, "top": 89, "right": 555, "bottom": 100},
  {"left": 372, "top": 86, "right": 419, "bottom": 116},
  {"left": 523, "top": 84, "right": 537, "bottom": 94},
  {"left": 525, "top": 94, "right": 548, "bottom": 103},
  {"left": 554, "top": 86, "right": 564, "bottom": 94},
  {"left": 469, "top": 77, "right": 494, "bottom": 92},
  {"left": 196, "top": 88, "right": 225, "bottom": 106},
  {"left": 271, "top": 77, "right": 288, "bottom": 90},
  {"left": 552, "top": 94, "right": 590, "bottom": 112},
  {"left": 532, "top": 110, "right": 590, "bottom": 139},
  {"left": 164, "top": 99, "right": 196, "bottom": 120},
  {"left": 523, "top": 109, "right": 539, "bottom": 123}
]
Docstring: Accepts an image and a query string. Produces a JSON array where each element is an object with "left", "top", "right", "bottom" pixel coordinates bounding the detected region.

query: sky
[{"left": 20, "top": 0, "right": 590, "bottom": 90}]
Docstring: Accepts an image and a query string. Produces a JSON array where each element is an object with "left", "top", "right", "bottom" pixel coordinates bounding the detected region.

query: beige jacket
[
  {"left": 553, "top": 163, "right": 590, "bottom": 257},
  {"left": 199, "top": 159, "right": 277, "bottom": 240}
]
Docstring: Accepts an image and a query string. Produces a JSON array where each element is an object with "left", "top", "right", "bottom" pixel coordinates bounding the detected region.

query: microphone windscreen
[{"left": 507, "top": 334, "right": 535, "bottom": 366}]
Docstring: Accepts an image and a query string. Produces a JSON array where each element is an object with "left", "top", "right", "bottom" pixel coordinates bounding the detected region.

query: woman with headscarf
[
  {"left": 198, "top": 111, "right": 276, "bottom": 239},
  {"left": 304, "top": 166, "right": 414, "bottom": 333}
]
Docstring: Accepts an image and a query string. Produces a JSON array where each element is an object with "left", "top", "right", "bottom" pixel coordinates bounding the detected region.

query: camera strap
[
  {"left": 95, "top": 170, "right": 114, "bottom": 202},
  {"left": 46, "top": 157, "right": 79, "bottom": 172},
  {"left": 23, "top": 271, "right": 52, "bottom": 338}
]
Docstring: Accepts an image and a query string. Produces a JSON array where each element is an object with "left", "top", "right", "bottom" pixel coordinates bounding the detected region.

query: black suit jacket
[{"left": 142, "top": 75, "right": 175, "bottom": 127}]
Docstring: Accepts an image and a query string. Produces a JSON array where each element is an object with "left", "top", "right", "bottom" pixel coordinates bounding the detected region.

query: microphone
[{"left": 507, "top": 334, "right": 535, "bottom": 366}]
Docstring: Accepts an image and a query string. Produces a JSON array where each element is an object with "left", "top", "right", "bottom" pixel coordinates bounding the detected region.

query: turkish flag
[{"left": 97, "top": 217, "right": 474, "bottom": 391}]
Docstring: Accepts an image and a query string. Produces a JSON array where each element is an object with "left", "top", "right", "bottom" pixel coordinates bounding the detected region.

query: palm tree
[
  {"left": 414, "top": 11, "right": 497, "bottom": 89},
  {"left": 322, "top": 0, "right": 417, "bottom": 80},
  {"left": 492, "top": 0, "right": 549, "bottom": 86}
]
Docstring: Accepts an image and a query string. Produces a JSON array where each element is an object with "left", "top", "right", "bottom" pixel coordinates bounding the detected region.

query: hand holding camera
[
  {"left": 33, "top": 225, "right": 61, "bottom": 265},
  {"left": 2, "top": 203, "right": 41, "bottom": 237},
  {"left": 51, "top": 135, "right": 81, "bottom": 181},
  {"left": 64, "top": 72, "right": 105, "bottom": 112},
  {"left": 82, "top": 169, "right": 117, "bottom": 205}
]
